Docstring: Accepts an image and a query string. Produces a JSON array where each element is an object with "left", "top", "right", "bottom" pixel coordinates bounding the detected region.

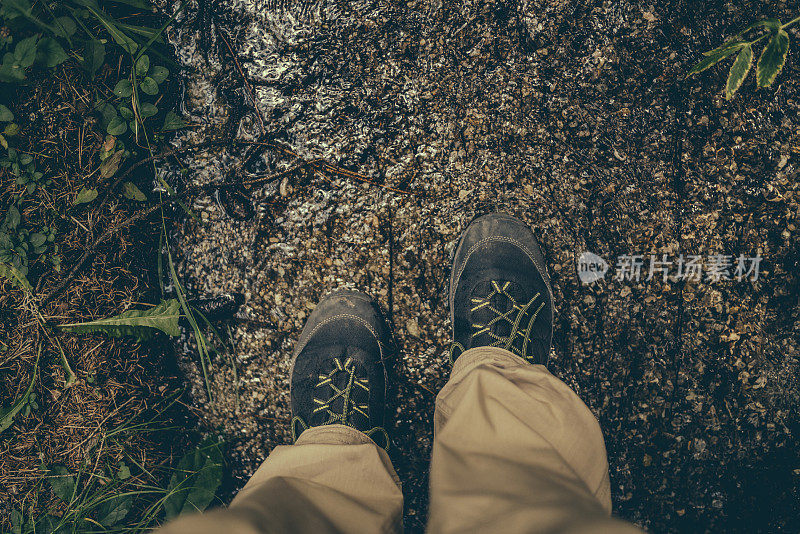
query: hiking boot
[
  {"left": 449, "top": 213, "right": 554, "bottom": 365},
  {"left": 290, "top": 289, "right": 391, "bottom": 448}
]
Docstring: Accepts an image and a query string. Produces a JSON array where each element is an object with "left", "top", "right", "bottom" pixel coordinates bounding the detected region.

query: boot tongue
[
  {"left": 310, "top": 347, "right": 371, "bottom": 429},
  {"left": 469, "top": 279, "right": 524, "bottom": 349}
]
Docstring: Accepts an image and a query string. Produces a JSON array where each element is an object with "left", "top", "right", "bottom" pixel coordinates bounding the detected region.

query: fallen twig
[{"left": 44, "top": 139, "right": 414, "bottom": 303}]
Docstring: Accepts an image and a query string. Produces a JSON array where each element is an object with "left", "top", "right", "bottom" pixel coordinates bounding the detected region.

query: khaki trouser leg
[
  {"left": 155, "top": 424, "right": 404, "bottom": 534},
  {"left": 427, "top": 347, "right": 643, "bottom": 534}
]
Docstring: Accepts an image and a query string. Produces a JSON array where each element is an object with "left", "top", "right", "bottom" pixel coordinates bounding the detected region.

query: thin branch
[
  {"left": 43, "top": 138, "right": 415, "bottom": 303},
  {"left": 216, "top": 26, "right": 266, "bottom": 134}
]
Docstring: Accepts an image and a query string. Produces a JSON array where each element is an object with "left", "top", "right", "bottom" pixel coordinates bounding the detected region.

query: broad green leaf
[
  {"left": 5, "top": 205, "right": 20, "bottom": 229},
  {"left": 757, "top": 29, "right": 790, "bottom": 87},
  {"left": 98, "top": 102, "right": 117, "bottom": 126},
  {"left": 764, "top": 19, "right": 782, "bottom": 32},
  {"left": 0, "top": 262, "right": 32, "bottom": 292},
  {"left": 162, "top": 111, "right": 186, "bottom": 131},
  {"left": 725, "top": 44, "right": 753, "bottom": 100},
  {"left": 0, "top": 59, "right": 27, "bottom": 83},
  {"left": 36, "top": 37, "right": 68, "bottom": 68},
  {"left": 59, "top": 299, "right": 182, "bottom": 340},
  {"left": 0, "top": 134, "right": 6, "bottom": 150},
  {"left": 14, "top": 36, "right": 38, "bottom": 68},
  {"left": 3, "top": 0, "right": 33, "bottom": 18},
  {"left": 741, "top": 18, "right": 781, "bottom": 35},
  {"left": 96, "top": 494, "right": 132, "bottom": 526},
  {"left": 138, "top": 102, "right": 158, "bottom": 118},
  {"left": 107, "top": 116, "right": 127, "bottom": 136},
  {"left": 53, "top": 16, "right": 77, "bottom": 38},
  {"left": 150, "top": 65, "right": 169, "bottom": 84},
  {"left": 688, "top": 44, "right": 742, "bottom": 76},
  {"left": 140, "top": 76, "right": 158, "bottom": 95},
  {"left": 164, "top": 439, "right": 224, "bottom": 519},
  {"left": 702, "top": 39, "right": 747, "bottom": 57},
  {"left": 29, "top": 233, "right": 45, "bottom": 247},
  {"left": 73, "top": 187, "right": 98, "bottom": 205},
  {"left": 48, "top": 465, "right": 76, "bottom": 504},
  {"left": 122, "top": 181, "right": 146, "bottom": 201},
  {"left": 0, "top": 352, "right": 37, "bottom": 433},
  {"left": 0, "top": 104, "right": 13, "bottom": 122},
  {"left": 113, "top": 79, "right": 133, "bottom": 98},
  {"left": 119, "top": 106, "right": 134, "bottom": 120},
  {"left": 135, "top": 54, "right": 149, "bottom": 76},
  {"left": 4, "top": 123, "right": 20, "bottom": 136},
  {"left": 82, "top": 40, "right": 106, "bottom": 78}
]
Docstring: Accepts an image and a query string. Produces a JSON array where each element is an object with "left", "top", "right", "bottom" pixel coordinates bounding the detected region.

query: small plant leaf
[
  {"left": 98, "top": 102, "right": 117, "bottom": 127},
  {"left": 0, "top": 104, "right": 14, "bottom": 122},
  {"left": 107, "top": 116, "right": 127, "bottom": 136},
  {"left": 756, "top": 29, "right": 790, "bottom": 88},
  {"left": 82, "top": 40, "right": 106, "bottom": 78},
  {"left": 688, "top": 44, "right": 742, "bottom": 76},
  {"left": 164, "top": 439, "right": 224, "bottom": 519},
  {"left": 113, "top": 79, "right": 133, "bottom": 98},
  {"left": 36, "top": 37, "right": 68, "bottom": 68},
  {"left": 140, "top": 76, "right": 159, "bottom": 95},
  {"left": 0, "top": 346, "right": 37, "bottom": 434},
  {"left": 53, "top": 16, "right": 77, "bottom": 38},
  {"left": 96, "top": 494, "right": 132, "bottom": 526},
  {"left": 5, "top": 205, "right": 20, "bottom": 229},
  {"left": 725, "top": 44, "right": 753, "bottom": 100},
  {"left": 73, "top": 187, "right": 98, "bottom": 205},
  {"left": 14, "top": 36, "right": 38, "bottom": 69},
  {"left": 135, "top": 54, "right": 149, "bottom": 76},
  {"left": 4, "top": 123, "right": 20, "bottom": 136},
  {"left": 139, "top": 103, "right": 158, "bottom": 120},
  {"left": 703, "top": 39, "right": 747, "bottom": 57},
  {"left": 117, "top": 462, "right": 131, "bottom": 480},
  {"left": 99, "top": 149, "right": 124, "bottom": 178},
  {"left": 162, "top": 111, "right": 186, "bottom": 131},
  {"left": 119, "top": 106, "right": 134, "bottom": 120},
  {"left": 150, "top": 65, "right": 169, "bottom": 84},
  {"left": 0, "top": 262, "right": 31, "bottom": 292},
  {"left": 29, "top": 233, "right": 45, "bottom": 247},
  {"left": 48, "top": 465, "right": 76, "bottom": 504},
  {"left": 59, "top": 299, "right": 182, "bottom": 341},
  {"left": 742, "top": 18, "right": 781, "bottom": 34},
  {"left": 122, "top": 181, "right": 146, "bottom": 201}
]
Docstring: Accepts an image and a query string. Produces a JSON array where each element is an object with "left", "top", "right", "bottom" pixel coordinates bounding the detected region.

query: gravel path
[{"left": 162, "top": 0, "right": 800, "bottom": 530}]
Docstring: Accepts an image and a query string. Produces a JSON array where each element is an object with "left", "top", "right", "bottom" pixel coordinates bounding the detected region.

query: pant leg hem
[
  {"left": 295, "top": 424, "right": 376, "bottom": 446},
  {"left": 451, "top": 346, "right": 531, "bottom": 380}
]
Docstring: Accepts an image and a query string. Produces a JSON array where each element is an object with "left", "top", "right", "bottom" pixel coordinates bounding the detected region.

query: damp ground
[{"left": 161, "top": 0, "right": 800, "bottom": 530}]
